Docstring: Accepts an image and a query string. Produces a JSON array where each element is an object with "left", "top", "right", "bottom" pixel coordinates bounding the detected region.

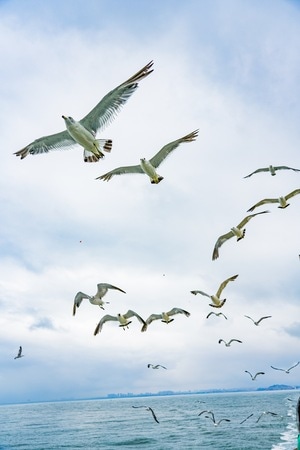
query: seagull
[
  {"left": 132, "top": 406, "right": 159, "bottom": 423},
  {"left": 212, "top": 211, "right": 270, "bottom": 260},
  {"left": 73, "top": 283, "right": 126, "bottom": 316},
  {"left": 256, "top": 411, "right": 282, "bottom": 423},
  {"left": 247, "top": 189, "right": 300, "bottom": 212},
  {"left": 14, "top": 61, "right": 153, "bottom": 162},
  {"left": 191, "top": 274, "right": 238, "bottom": 308},
  {"left": 96, "top": 129, "right": 199, "bottom": 183},
  {"left": 245, "top": 370, "right": 265, "bottom": 381},
  {"left": 218, "top": 339, "right": 242, "bottom": 347},
  {"left": 204, "top": 412, "right": 231, "bottom": 426},
  {"left": 198, "top": 410, "right": 214, "bottom": 418},
  {"left": 244, "top": 165, "right": 300, "bottom": 178},
  {"left": 14, "top": 346, "right": 24, "bottom": 359},
  {"left": 147, "top": 364, "right": 167, "bottom": 370},
  {"left": 94, "top": 310, "right": 146, "bottom": 335},
  {"left": 244, "top": 315, "right": 272, "bottom": 326},
  {"left": 206, "top": 312, "right": 228, "bottom": 320},
  {"left": 270, "top": 362, "right": 300, "bottom": 373},
  {"left": 143, "top": 308, "right": 190, "bottom": 330}
]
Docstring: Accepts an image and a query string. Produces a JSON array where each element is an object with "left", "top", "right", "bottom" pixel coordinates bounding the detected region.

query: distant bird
[
  {"left": 94, "top": 310, "right": 146, "bottom": 335},
  {"left": 206, "top": 312, "right": 228, "bottom": 320},
  {"left": 244, "top": 315, "right": 272, "bottom": 326},
  {"left": 14, "top": 346, "right": 24, "bottom": 360},
  {"left": 245, "top": 370, "right": 265, "bottom": 381},
  {"left": 14, "top": 61, "right": 153, "bottom": 162},
  {"left": 198, "top": 410, "right": 214, "bottom": 418},
  {"left": 143, "top": 308, "right": 190, "bottom": 330},
  {"left": 204, "top": 412, "right": 231, "bottom": 426},
  {"left": 73, "top": 283, "right": 126, "bottom": 316},
  {"left": 96, "top": 129, "right": 198, "bottom": 184},
  {"left": 212, "top": 211, "right": 270, "bottom": 260},
  {"left": 247, "top": 189, "right": 300, "bottom": 212},
  {"left": 270, "top": 362, "right": 300, "bottom": 374},
  {"left": 256, "top": 411, "right": 282, "bottom": 423},
  {"left": 147, "top": 364, "right": 167, "bottom": 370},
  {"left": 132, "top": 405, "right": 159, "bottom": 423},
  {"left": 240, "top": 413, "right": 254, "bottom": 424},
  {"left": 218, "top": 339, "right": 242, "bottom": 347},
  {"left": 191, "top": 274, "right": 238, "bottom": 308},
  {"left": 244, "top": 165, "right": 300, "bottom": 178}
]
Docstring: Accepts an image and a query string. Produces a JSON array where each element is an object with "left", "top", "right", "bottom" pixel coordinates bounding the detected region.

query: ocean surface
[{"left": 0, "top": 390, "right": 299, "bottom": 449}]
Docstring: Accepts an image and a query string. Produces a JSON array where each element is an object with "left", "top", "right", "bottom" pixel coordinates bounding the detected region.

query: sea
[{"left": 0, "top": 390, "right": 299, "bottom": 449}]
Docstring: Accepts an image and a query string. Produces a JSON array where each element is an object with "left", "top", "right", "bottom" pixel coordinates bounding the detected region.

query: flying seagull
[
  {"left": 94, "top": 310, "right": 146, "bottom": 335},
  {"left": 204, "top": 412, "right": 231, "bottom": 426},
  {"left": 147, "top": 364, "right": 167, "bottom": 369},
  {"left": 245, "top": 370, "right": 265, "bottom": 381},
  {"left": 73, "top": 282, "right": 126, "bottom": 316},
  {"left": 212, "top": 211, "right": 270, "bottom": 260},
  {"left": 247, "top": 189, "right": 300, "bottom": 212},
  {"left": 14, "top": 346, "right": 24, "bottom": 359},
  {"left": 244, "top": 315, "right": 272, "bottom": 326},
  {"left": 218, "top": 339, "right": 242, "bottom": 347},
  {"left": 143, "top": 308, "right": 190, "bottom": 331},
  {"left": 244, "top": 165, "right": 300, "bottom": 178},
  {"left": 14, "top": 61, "right": 153, "bottom": 162},
  {"left": 206, "top": 312, "right": 228, "bottom": 320},
  {"left": 191, "top": 274, "right": 238, "bottom": 308},
  {"left": 256, "top": 411, "right": 282, "bottom": 423},
  {"left": 198, "top": 410, "right": 214, "bottom": 418},
  {"left": 270, "top": 362, "right": 300, "bottom": 374},
  {"left": 132, "top": 406, "right": 159, "bottom": 423},
  {"left": 96, "top": 129, "right": 199, "bottom": 184}
]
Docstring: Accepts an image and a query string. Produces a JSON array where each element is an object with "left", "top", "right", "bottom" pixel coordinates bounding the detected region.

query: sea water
[{"left": 0, "top": 390, "right": 298, "bottom": 449}]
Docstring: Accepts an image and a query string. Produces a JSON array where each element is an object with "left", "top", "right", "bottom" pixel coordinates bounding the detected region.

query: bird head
[{"left": 62, "top": 115, "right": 75, "bottom": 124}]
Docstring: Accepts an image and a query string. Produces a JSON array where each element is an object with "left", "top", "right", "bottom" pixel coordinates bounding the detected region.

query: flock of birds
[{"left": 12, "top": 60, "right": 300, "bottom": 423}]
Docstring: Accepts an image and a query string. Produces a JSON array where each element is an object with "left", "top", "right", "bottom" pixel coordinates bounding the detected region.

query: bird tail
[{"left": 84, "top": 139, "right": 113, "bottom": 163}]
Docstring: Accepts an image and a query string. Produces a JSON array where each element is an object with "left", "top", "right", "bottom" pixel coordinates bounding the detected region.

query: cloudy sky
[{"left": 1, "top": 0, "right": 300, "bottom": 404}]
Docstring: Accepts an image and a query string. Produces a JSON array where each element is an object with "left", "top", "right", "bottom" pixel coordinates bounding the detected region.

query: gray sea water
[{"left": 0, "top": 390, "right": 298, "bottom": 449}]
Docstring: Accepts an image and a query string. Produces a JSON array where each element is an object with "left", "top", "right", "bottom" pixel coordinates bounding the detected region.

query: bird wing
[
  {"left": 97, "top": 283, "right": 126, "bottom": 294},
  {"left": 73, "top": 291, "right": 91, "bottom": 316},
  {"left": 270, "top": 366, "right": 284, "bottom": 371},
  {"left": 18, "top": 346, "right": 22, "bottom": 357},
  {"left": 216, "top": 274, "right": 238, "bottom": 297},
  {"left": 14, "top": 130, "right": 76, "bottom": 159},
  {"left": 124, "top": 310, "right": 147, "bottom": 331},
  {"left": 212, "top": 231, "right": 234, "bottom": 260},
  {"left": 229, "top": 339, "right": 242, "bottom": 344},
  {"left": 167, "top": 307, "right": 190, "bottom": 317},
  {"left": 190, "top": 290, "right": 210, "bottom": 298},
  {"left": 198, "top": 410, "right": 213, "bottom": 417},
  {"left": 275, "top": 166, "right": 300, "bottom": 172},
  {"left": 244, "top": 315, "right": 255, "bottom": 323},
  {"left": 243, "top": 168, "right": 268, "bottom": 178},
  {"left": 256, "top": 316, "right": 272, "bottom": 324},
  {"left": 93, "top": 314, "right": 118, "bottom": 335},
  {"left": 96, "top": 164, "right": 144, "bottom": 181},
  {"left": 247, "top": 198, "right": 277, "bottom": 212},
  {"left": 147, "top": 407, "right": 160, "bottom": 423},
  {"left": 238, "top": 210, "right": 270, "bottom": 227},
  {"left": 218, "top": 339, "right": 225, "bottom": 344},
  {"left": 245, "top": 370, "right": 253, "bottom": 378},
  {"left": 145, "top": 314, "right": 163, "bottom": 325},
  {"left": 80, "top": 61, "right": 153, "bottom": 135},
  {"left": 288, "top": 361, "right": 300, "bottom": 371},
  {"left": 149, "top": 129, "right": 199, "bottom": 168},
  {"left": 285, "top": 189, "right": 300, "bottom": 200}
]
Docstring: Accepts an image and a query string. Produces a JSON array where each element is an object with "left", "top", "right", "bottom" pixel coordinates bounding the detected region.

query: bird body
[
  {"left": 247, "top": 189, "right": 300, "bottom": 212},
  {"left": 94, "top": 310, "right": 146, "bottom": 335},
  {"left": 14, "top": 61, "right": 153, "bottom": 162},
  {"left": 218, "top": 339, "right": 242, "bottom": 347},
  {"left": 144, "top": 307, "right": 190, "bottom": 330},
  {"left": 212, "top": 211, "right": 270, "bottom": 260},
  {"left": 191, "top": 274, "right": 238, "bottom": 308},
  {"left": 97, "top": 129, "right": 199, "bottom": 183},
  {"left": 14, "top": 346, "right": 24, "bottom": 359},
  {"left": 244, "top": 165, "right": 300, "bottom": 178},
  {"left": 73, "top": 283, "right": 126, "bottom": 316},
  {"left": 244, "top": 315, "right": 272, "bottom": 326}
]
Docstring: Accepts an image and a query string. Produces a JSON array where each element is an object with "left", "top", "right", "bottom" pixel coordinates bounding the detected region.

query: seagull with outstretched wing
[
  {"left": 212, "top": 211, "right": 270, "bottom": 260},
  {"left": 247, "top": 189, "right": 300, "bottom": 211},
  {"left": 270, "top": 362, "right": 300, "bottom": 373},
  {"left": 256, "top": 411, "right": 282, "bottom": 423},
  {"left": 244, "top": 315, "right": 272, "bottom": 326},
  {"left": 143, "top": 308, "right": 190, "bottom": 331},
  {"left": 147, "top": 364, "right": 167, "bottom": 370},
  {"left": 244, "top": 165, "right": 300, "bottom": 178},
  {"left": 245, "top": 370, "right": 265, "bottom": 381},
  {"left": 218, "top": 339, "right": 242, "bottom": 347},
  {"left": 206, "top": 312, "right": 228, "bottom": 320},
  {"left": 94, "top": 310, "right": 146, "bottom": 335},
  {"left": 191, "top": 274, "right": 238, "bottom": 308},
  {"left": 73, "top": 282, "right": 126, "bottom": 316},
  {"left": 96, "top": 129, "right": 198, "bottom": 184},
  {"left": 132, "top": 406, "right": 160, "bottom": 423},
  {"left": 14, "top": 61, "right": 153, "bottom": 162},
  {"left": 14, "top": 346, "right": 24, "bottom": 359}
]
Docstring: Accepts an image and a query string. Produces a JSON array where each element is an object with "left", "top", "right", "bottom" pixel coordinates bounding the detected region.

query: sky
[{"left": 0, "top": 0, "right": 300, "bottom": 404}]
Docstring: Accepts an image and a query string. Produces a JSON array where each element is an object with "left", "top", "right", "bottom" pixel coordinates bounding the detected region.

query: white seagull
[
  {"left": 96, "top": 129, "right": 199, "bottom": 183},
  {"left": 218, "top": 339, "right": 242, "bottom": 347},
  {"left": 212, "top": 211, "right": 270, "bottom": 260},
  {"left": 14, "top": 61, "right": 153, "bottom": 162},
  {"left": 132, "top": 406, "right": 159, "bottom": 424},
  {"left": 73, "top": 283, "right": 126, "bottom": 316},
  {"left": 191, "top": 274, "right": 238, "bottom": 308},
  {"left": 143, "top": 308, "right": 190, "bottom": 330},
  {"left": 94, "top": 310, "right": 146, "bottom": 335},
  {"left": 14, "top": 346, "right": 24, "bottom": 359},
  {"left": 256, "top": 411, "right": 282, "bottom": 423},
  {"left": 270, "top": 362, "right": 300, "bottom": 373},
  {"left": 245, "top": 370, "right": 265, "bottom": 381},
  {"left": 147, "top": 364, "right": 167, "bottom": 370},
  {"left": 204, "top": 412, "right": 231, "bottom": 426},
  {"left": 244, "top": 315, "right": 272, "bottom": 326},
  {"left": 247, "top": 189, "right": 300, "bottom": 212},
  {"left": 244, "top": 165, "right": 300, "bottom": 178},
  {"left": 206, "top": 312, "right": 228, "bottom": 320}
]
